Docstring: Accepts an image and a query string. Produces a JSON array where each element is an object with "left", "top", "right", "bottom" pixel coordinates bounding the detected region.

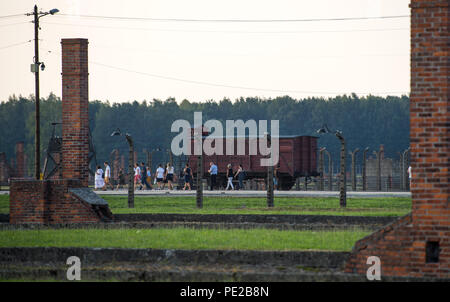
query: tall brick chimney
[
  {"left": 15, "top": 142, "right": 25, "bottom": 178},
  {"left": 345, "top": 0, "right": 449, "bottom": 278},
  {"left": 409, "top": 0, "right": 449, "bottom": 232},
  {"left": 0, "top": 153, "right": 9, "bottom": 183},
  {"left": 61, "top": 39, "right": 89, "bottom": 186},
  {"left": 111, "top": 149, "right": 120, "bottom": 181}
]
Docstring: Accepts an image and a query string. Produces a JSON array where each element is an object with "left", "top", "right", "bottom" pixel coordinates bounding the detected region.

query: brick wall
[
  {"left": 61, "top": 39, "right": 89, "bottom": 186},
  {"left": 345, "top": 0, "right": 449, "bottom": 278},
  {"left": 9, "top": 179, "right": 101, "bottom": 224}
]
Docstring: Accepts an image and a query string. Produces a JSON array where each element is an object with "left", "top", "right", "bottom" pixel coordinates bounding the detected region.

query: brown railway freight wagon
[{"left": 188, "top": 135, "right": 318, "bottom": 190}]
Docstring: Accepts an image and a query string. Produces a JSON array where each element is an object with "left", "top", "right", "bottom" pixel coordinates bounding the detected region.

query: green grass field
[
  {"left": 0, "top": 194, "right": 411, "bottom": 216},
  {"left": 104, "top": 196, "right": 411, "bottom": 216},
  {"left": 0, "top": 228, "right": 370, "bottom": 251},
  {"left": 0, "top": 194, "right": 403, "bottom": 251}
]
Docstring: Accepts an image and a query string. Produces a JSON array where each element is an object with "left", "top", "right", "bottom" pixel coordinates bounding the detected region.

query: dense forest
[{"left": 0, "top": 93, "right": 410, "bottom": 174}]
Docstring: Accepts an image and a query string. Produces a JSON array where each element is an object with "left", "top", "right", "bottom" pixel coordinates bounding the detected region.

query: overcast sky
[{"left": 0, "top": 0, "right": 410, "bottom": 103}]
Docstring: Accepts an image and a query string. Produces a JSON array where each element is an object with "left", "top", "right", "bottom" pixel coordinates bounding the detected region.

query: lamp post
[
  {"left": 27, "top": 5, "right": 59, "bottom": 180},
  {"left": 317, "top": 124, "right": 346, "bottom": 207},
  {"left": 111, "top": 128, "right": 134, "bottom": 208}
]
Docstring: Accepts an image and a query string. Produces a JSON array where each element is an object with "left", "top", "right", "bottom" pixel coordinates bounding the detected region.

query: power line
[
  {"left": 44, "top": 20, "right": 409, "bottom": 34},
  {"left": 43, "top": 44, "right": 408, "bottom": 60},
  {"left": 0, "top": 21, "right": 30, "bottom": 28},
  {"left": 0, "top": 14, "right": 25, "bottom": 19},
  {"left": 84, "top": 43, "right": 409, "bottom": 58},
  {"left": 41, "top": 46, "right": 410, "bottom": 96},
  {"left": 0, "top": 40, "right": 31, "bottom": 50},
  {"left": 58, "top": 13, "right": 409, "bottom": 23},
  {"left": 89, "top": 61, "right": 408, "bottom": 96}
]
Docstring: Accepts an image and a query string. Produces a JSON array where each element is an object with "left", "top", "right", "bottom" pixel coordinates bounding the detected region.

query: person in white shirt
[
  {"left": 94, "top": 165, "right": 105, "bottom": 190},
  {"left": 165, "top": 162, "right": 175, "bottom": 190},
  {"left": 407, "top": 166, "right": 412, "bottom": 189},
  {"left": 134, "top": 163, "right": 142, "bottom": 190},
  {"left": 156, "top": 164, "right": 165, "bottom": 190},
  {"left": 103, "top": 162, "right": 114, "bottom": 190}
]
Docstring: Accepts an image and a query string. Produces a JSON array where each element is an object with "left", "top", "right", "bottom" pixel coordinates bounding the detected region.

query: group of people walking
[
  {"left": 94, "top": 162, "right": 179, "bottom": 191},
  {"left": 208, "top": 162, "right": 246, "bottom": 191},
  {"left": 94, "top": 162, "right": 115, "bottom": 191},
  {"left": 94, "top": 160, "right": 249, "bottom": 191}
]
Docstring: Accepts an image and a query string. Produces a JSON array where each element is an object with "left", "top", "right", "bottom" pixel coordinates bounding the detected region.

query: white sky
[{"left": 0, "top": 0, "right": 410, "bottom": 103}]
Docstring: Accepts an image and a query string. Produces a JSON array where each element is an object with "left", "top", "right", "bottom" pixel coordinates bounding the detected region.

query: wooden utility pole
[{"left": 33, "top": 5, "right": 40, "bottom": 179}]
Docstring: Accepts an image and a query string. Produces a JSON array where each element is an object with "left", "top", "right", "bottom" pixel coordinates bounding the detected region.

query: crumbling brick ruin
[{"left": 9, "top": 38, "right": 112, "bottom": 224}]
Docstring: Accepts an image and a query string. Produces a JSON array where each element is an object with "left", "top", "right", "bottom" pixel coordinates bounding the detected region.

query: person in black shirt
[
  {"left": 225, "top": 163, "right": 234, "bottom": 190},
  {"left": 141, "top": 162, "right": 151, "bottom": 190},
  {"left": 183, "top": 163, "right": 193, "bottom": 190},
  {"left": 116, "top": 169, "right": 126, "bottom": 190},
  {"left": 235, "top": 164, "right": 245, "bottom": 190}
]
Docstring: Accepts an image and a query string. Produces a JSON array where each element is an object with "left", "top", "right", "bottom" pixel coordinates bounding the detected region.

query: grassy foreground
[
  {"left": 103, "top": 196, "right": 411, "bottom": 216},
  {"left": 0, "top": 194, "right": 411, "bottom": 216},
  {"left": 0, "top": 228, "right": 370, "bottom": 251}
]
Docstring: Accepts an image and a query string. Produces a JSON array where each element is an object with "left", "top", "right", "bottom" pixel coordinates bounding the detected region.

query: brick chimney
[
  {"left": 14, "top": 142, "right": 25, "bottom": 178},
  {"left": 345, "top": 0, "right": 449, "bottom": 278},
  {"left": 0, "top": 153, "right": 9, "bottom": 183},
  {"left": 9, "top": 38, "right": 112, "bottom": 224},
  {"left": 61, "top": 39, "right": 89, "bottom": 186}
]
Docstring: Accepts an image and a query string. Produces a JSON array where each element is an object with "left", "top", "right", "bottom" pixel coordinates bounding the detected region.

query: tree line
[{"left": 0, "top": 93, "right": 410, "bottom": 174}]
